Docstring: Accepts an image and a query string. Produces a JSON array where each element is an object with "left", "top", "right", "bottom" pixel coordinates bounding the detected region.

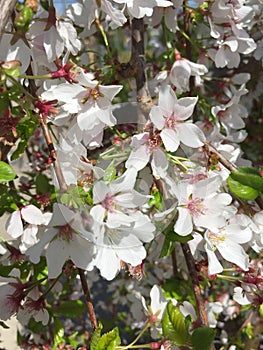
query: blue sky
[{"left": 54, "top": 0, "right": 76, "bottom": 14}]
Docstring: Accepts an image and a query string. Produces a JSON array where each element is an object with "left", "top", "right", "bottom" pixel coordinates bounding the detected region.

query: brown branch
[
  {"left": 0, "top": 0, "right": 17, "bottom": 41},
  {"left": 181, "top": 242, "right": 209, "bottom": 327},
  {"left": 78, "top": 268, "right": 98, "bottom": 330}
]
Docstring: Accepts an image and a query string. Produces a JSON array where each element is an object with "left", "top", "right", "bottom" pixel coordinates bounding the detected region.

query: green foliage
[
  {"left": 11, "top": 112, "right": 38, "bottom": 160},
  {"left": 227, "top": 176, "right": 259, "bottom": 200},
  {"left": 53, "top": 317, "right": 65, "bottom": 349},
  {"left": 0, "top": 161, "right": 16, "bottom": 183},
  {"left": 54, "top": 300, "right": 86, "bottom": 318},
  {"left": 36, "top": 173, "right": 52, "bottom": 195},
  {"left": 162, "top": 301, "right": 190, "bottom": 346},
  {"left": 191, "top": 327, "right": 216, "bottom": 350},
  {"left": 0, "top": 184, "right": 23, "bottom": 216},
  {"left": 103, "top": 161, "right": 117, "bottom": 183},
  {"left": 160, "top": 222, "right": 193, "bottom": 258},
  {"left": 91, "top": 327, "right": 121, "bottom": 350}
]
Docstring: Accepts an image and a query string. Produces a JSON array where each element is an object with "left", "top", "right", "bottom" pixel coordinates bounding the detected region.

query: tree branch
[
  {"left": 181, "top": 242, "right": 209, "bottom": 326},
  {"left": 78, "top": 268, "right": 98, "bottom": 330},
  {"left": 0, "top": 0, "right": 17, "bottom": 41}
]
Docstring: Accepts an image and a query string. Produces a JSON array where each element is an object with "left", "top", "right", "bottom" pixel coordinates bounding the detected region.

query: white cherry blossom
[
  {"left": 173, "top": 176, "right": 236, "bottom": 236},
  {"left": 113, "top": 0, "right": 173, "bottom": 18},
  {"left": 150, "top": 85, "right": 205, "bottom": 152},
  {"left": 204, "top": 224, "right": 252, "bottom": 275}
]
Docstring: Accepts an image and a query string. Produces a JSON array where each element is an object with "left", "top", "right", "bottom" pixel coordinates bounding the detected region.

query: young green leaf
[
  {"left": 191, "top": 327, "right": 216, "bottom": 350},
  {"left": 0, "top": 161, "right": 16, "bottom": 183},
  {"left": 227, "top": 176, "right": 259, "bottom": 200},
  {"left": 230, "top": 172, "right": 263, "bottom": 192},
  {"left": 96, "top": 327, "right": 121, "bottom": 350},
  {"left": 54, "top": 300, "right": 86, "bottom": 318},
  {"left": 162, "top": 301, "right": 189, "bottom": 346}
]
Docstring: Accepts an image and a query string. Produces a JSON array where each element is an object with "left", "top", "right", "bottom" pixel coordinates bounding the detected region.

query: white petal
[
  {"left": 174, "top": 207, "right": 193, "bottom": 236},
  {"left": 150, "top": 106, "right": 165, "bottom": 129},
  {"left": 46, "top": 238, "right": 69, "bottom": 278},
  {"left": 205, "top": 243, "right": 223, "bottom": 275},
  {"left": 6, "top": 210, "right": 23, "bottom": 238},
  {"left": 160, "top": 128, "right": 180, "bottom": 152},
  {"left": 126, "top": 145, "right": 150, "bottom": 171},
  {"left": 21, "top": 205, "right": 44, "bottom": 225},
  {"left": 177, "top": 123, "right": 205, "bottom": 148},
  {"left": 173, "top": 97, "right": 198, "bottom": 120},
  {"left": 217, "top": 240, "right": 249, "bottom": 271}
]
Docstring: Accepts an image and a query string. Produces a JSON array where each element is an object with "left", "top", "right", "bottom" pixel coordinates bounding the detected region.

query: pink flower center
[
  {"left": 187, "top": 198, "right": 207, "bottom": 217},
  {"left": 81, "top": 86, "right": 103, "bottom": 104},
  {"left": 58, "top": 224, "right": 73, "bottom": 241},
  {"left": 207, "top": 230, "right": 226, "bottom": 246},
  {"left": 165, "top": 115, "right": 177, "bottom": 129},
  {"left": 101, "top": 194, "right": 116, "bottom": 212},
  {"left": 147, "top": 134, "right": 162, "bottom": 150}
]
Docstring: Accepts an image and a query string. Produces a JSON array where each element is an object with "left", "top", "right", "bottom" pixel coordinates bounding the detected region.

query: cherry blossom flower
[
  {"left": 125, "top": 132, "right": 168, "bottom": 178},
  {"left": 149, "top": 85, "right": 205, "bottom": 152},
  {"left": 90, "top": 211, "right": 155, "bottom": 280},
  {"left": 113, "top": 0, "right": 173, "bottom": 19},
  {"left": 26, "top": 203, "right": 95, "bottom": 278},
  {"left": 170, "top": 57, "right": 208, "bottom": 94},
  {"left": 173, "top": 176, "right": 236, "bottom": 236},
  {"left": 204, "top": 224, "right": 252, "bottom": 275},
  {"left": 6, "top": 205, "right": 52, "bottom": 253},
  {"left": 67, "top": 0, "right": 127, "bottom": 29}
]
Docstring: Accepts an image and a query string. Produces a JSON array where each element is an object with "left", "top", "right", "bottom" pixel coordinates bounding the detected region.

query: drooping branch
[
  {"left": 78, "top": 268, "right": 98, "bottom": 330},
  {"left": 0, "top": 0, "right": 17, "bottom": 41},
  {"left": 181, "top": 242, "right": 209, "bottom": 326}
]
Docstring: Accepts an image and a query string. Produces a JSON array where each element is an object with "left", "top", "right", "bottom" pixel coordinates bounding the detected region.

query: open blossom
[
  {"left": 125, "top": 132, "right": 168, "bottom": 178},
  {"left": 6, "top": 205, "right": 52, "bottom": 253},
  {"left": 26, "top": 204, "right": 95, "bottom": 278},
  {"left": 67, "top": 0, "right": 127, "bottom": 29},
  {"left": 170, "top": 58, "right": 208, "bottom": 94},
  {"left": 113, "top": 0, "right": 173, "bottom": 19},
  {"left": 173, "top": 176, "right": 236, "bottom": 236},
  {"left": 204, "top": 224, "right": 252, "bottom": 275},
  {"left": 90, "top": 211, "right": 155, "bottom": 280},
  {"left": 91, "top": 167, "right": 148, "bottom": 225},
  {"left": 149, "top": 85, "right": 205, "bottom": 152}
]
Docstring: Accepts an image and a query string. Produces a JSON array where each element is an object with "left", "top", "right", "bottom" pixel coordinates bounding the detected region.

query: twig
[
  {"left": 0, "top": 0, "right": 17, "bottom": 41},
  {"left": 180, "top": 242, "right": 209, "bottom": 327},
  {"left": 78, "top": 268, "right": 98, "bottom": 330}
]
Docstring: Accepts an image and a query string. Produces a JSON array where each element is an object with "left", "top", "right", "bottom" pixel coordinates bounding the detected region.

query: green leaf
[
  {"left": 36, "top": 174, "right": 51, "bottom": 194},
  {"left": 0, "top": 184, "right": 23, "bottom": 216},
  {"left": 28, "top": 318, "right": 44, "bottom": 334},
  {"left": 90, "top": 323, "right": 103, "bottom": 350},
  {"left": 54, "top": 300, "right": 86, "bottom": 318},
  {"left": 191, "top": 327, "right": 215, "bottom": 350},
  {"left": 230, "top": 171, "right": 263, "bottom": 192},
  {"left": 159, "top": 236, "right": 176, "bottom": 258},
  {"left": 96, "top": 327, "right": 121, "bottom": 350},
  {"left": 53, "top": 317, "right": 64, "bottom": 350},
  {"left": 259, "top": 303, "right": 263, "bottom": 318},
  {"left": 0, "top": 161, "right": 16, "bottom": 183},
  {"left": 237, "top": 166, "right": 261, "bottom": 176},
  {"left": 162, "top": 301, "right": 189, "bottom": 346},
  {"left": 11, "top": 114, "right": 38, "bottom": 160},
  {"left": 227, "top": 176, "right": 259, "bottom": 200},
  {"left": 103, "top": 161, "right": 117, "bottom": 183}
]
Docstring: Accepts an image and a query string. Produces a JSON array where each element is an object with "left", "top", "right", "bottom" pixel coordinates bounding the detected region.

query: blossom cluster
[{"left": 0, "top": 0, "right": 263, "bottom": 348}]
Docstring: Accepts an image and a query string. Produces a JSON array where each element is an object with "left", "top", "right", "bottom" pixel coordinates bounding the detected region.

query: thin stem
[
  {"left": 181, "top": 242, "right": 209, "bottom": 326},
  {"left": 116, "top": 322, "right": 150, "bottom": 350},
  {"left": 78, "top": 268, "right": 98, "bottom": 330}
]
